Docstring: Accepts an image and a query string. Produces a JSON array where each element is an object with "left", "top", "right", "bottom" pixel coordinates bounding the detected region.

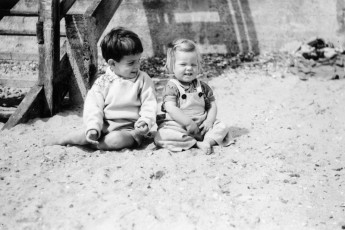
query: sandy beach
[{"left": 0, "top": 67, "right": 345, "bottom": 229}]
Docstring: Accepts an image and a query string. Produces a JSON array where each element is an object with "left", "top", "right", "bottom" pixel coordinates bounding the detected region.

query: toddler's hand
[
  {"left": 135, "top": 121, "right": 149, "bottom": 135},
  {"left": 86, "top": 129, "right": 99, "bottom": 145},
  {"left": 186, "top": 121, "right": 199, "bottom": 136},
  {"left": 199, "top": 120, "right": 214, "bottom": 136}
]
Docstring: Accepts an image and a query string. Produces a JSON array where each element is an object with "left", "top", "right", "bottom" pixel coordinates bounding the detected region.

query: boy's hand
[
  {"left": 186, "top": 121, "right": 199, "bottom": 136},
  {"left": 199, "top": 120, "right": 214, "bottom": 136},
  {"left": 135, "top": 121, "right": 149, "bottom": 135},
  {"left": 86, "top": 129, "right": 99, "bottom": 145}
]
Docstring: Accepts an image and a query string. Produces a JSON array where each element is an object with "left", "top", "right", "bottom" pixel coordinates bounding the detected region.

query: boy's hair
[
  {"left": 101, "top": 27, "right": 143, "bottom": 62},
  {"left": 165, "top": 38, "right": 202, "bottom": 75}
]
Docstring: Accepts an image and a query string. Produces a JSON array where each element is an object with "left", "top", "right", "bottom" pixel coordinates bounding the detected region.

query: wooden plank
[
  {"left": 0, "top": 30, "right": 66, "bottom": 37},
  {"left": 0, "top": 29, "right": 36, "bottom": 36},
  {"left": 0, "top": 0, "right": 20, "bottom": 20},
  {"left": 84, "top": 0, "right": 123, "bottom": 41},
  {"left": 2, "top": 85, "right": 43, "bottom": 130},
  {"left": 39, "top": 0, "right": 60, "bottom": 115},
  {"left": 0, "top": 30, "right": 66, "bottom": 36},
  {"left": 0, "top": 79, "right": 36, "bottom": 88},
  {"left": 0, "top": 107, "right": 16, "bottom": 120},
  {"left": 0, "top": 9, "right": 38, "bottom": 17},
  {"left": 64, "top": 14, "right": 97, "bottom": 105},
  {"left": 52, "top": 49, "right": 72, "bottom": 114},
  {"left": 59, "top": 0, "right": 76, "bottom": 20}
]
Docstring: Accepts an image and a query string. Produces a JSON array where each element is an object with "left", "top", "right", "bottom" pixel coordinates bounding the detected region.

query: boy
[{"left": 45, "top": 27, "right": 157, "bottom": 150}]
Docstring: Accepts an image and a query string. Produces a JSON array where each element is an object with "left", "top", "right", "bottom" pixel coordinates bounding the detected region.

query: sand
[{"left": 0, "top": 69, "right": 345, "bottom": 230}]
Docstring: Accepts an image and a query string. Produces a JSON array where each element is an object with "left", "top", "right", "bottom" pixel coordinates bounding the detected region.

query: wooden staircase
[{"left": 0, "top": 0, "right": 123, "bottom": 130}]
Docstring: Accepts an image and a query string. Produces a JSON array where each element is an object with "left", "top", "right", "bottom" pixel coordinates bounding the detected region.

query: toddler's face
[
  {"left": 112, "top": 53, "right": 142, "bottom": 79},
  {"left": 173, "top": 50, "right": 198, "bottom": 85}
]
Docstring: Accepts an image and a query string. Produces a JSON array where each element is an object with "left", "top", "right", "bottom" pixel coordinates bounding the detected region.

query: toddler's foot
[{"left": 196, "top": 141, "right": 213, "bottom": 155}]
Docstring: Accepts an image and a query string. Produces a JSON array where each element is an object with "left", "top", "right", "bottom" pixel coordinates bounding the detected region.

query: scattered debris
[
  {"left": 150, "top": 170, "right": 165, "bottom": 180},
  {"left": 290, "top": 37, "right": 345, "bottom": 80}
]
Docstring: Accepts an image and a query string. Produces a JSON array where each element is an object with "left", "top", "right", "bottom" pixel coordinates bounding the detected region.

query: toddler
[
  {"left": 45, "top": 27, "right": 157, "bottom": 150},
  {"left": 154, "top": 39, "right": 232, "bottom": 154}
]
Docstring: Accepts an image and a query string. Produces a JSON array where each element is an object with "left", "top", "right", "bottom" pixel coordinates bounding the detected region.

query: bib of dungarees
[{"left": 166, "top": 79, "right": 207, "bottom": 126}]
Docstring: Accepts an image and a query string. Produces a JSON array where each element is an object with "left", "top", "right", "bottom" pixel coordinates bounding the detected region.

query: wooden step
[
  {"left": 0, "top": 9, "right": 39, "bottom": 17},
  {"left": 0, "top": 106, "right": 16, "bottom": 119}
]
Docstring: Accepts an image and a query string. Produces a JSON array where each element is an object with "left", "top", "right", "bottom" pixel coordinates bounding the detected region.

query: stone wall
[{"left": 0, "top": 0, "right": 344, "bottom": 60}]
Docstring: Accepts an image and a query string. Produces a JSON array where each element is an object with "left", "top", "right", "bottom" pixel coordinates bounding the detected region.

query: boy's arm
[
  {"left": 83, "top": 85, "right": 105, "bottom": 138},
  {"left": 137, "top": 74, "right": 157, "bottom": 130}
]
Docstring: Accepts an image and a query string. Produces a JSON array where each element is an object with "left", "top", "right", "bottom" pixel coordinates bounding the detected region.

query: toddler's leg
[
  {"left": 196, "top": 138, "right": 216, "bottom": 155},
  {"left": 97, "top": 130, "right": 136, "bottom": 150},
  {"left": 43, "top": 129, "right": 88, "bottom": 146}
]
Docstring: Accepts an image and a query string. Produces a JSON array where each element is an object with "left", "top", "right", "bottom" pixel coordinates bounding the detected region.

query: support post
[{"left": 39, "top": 0, "right": 60, "bottom": 115}]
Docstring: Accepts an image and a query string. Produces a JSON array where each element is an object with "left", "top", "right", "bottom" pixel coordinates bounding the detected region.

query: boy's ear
[{"left": 107, "top": 59, "right": 116, "bottom": 66}]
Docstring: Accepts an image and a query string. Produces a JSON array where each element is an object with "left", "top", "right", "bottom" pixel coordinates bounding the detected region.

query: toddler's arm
[
  {"left": 165, "top": 101, "right": 199, "bottom": 135},
  {"left": 200, "top": 100, "right": 217, "bottom": 135}
]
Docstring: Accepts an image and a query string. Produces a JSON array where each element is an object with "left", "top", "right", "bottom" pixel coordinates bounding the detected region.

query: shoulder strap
[
  {"left": 196, "top": 79, "right": 202, "bottom": 93},
  {"left": 169, "top": 79, "right": 186, "bottom": 95}
]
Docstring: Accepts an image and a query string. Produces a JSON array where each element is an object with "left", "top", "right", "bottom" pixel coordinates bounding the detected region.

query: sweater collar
[{"left": 106, "top": 67, "right": 138, "bottom": 83}]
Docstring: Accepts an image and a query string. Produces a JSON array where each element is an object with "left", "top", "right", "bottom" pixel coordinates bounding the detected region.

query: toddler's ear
[{"left": 107, "top": 59, "right": 116, "bottom": 66}]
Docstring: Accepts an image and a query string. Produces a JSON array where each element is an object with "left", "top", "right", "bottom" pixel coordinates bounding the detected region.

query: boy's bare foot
[{"left": 196, "top": 141, "right": 213, "bottom": 155}]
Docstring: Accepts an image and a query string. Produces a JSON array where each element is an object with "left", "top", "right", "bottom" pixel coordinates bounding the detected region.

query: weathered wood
[
  {"left": 39, "top": 0, "right": 60, "bottom": 115},
  {"left": 0, "top": 30, "right": 66, "bottom": 37},
  {"left": 0, "top": 0, "right": 20, "bottom": 20},
  {"left": 2, "top": 85, "right": 43, "bottom": 130},
  {"left": 85, "top": 0, "right": 123, "bottom": 41},
  {"left": 0, "top": 79, "right": 36, "bottom": 88},
  {"left": 64, "top": 14, "right": 97, "bottom": 105},
  {"left": 0, "top": 29, "right": 66, "bottom": 37},
  {"left": 52, "top": 48, "right": 72, "bottom": 114},
  {"left": 0, "top": 9, "right": 38, "bottom": 17},
  {"left": 59, "top": 0, "right": 76, "bottom": 20},
  {"left": 0, "top": 107, "right": 16, "bottom": 119},
  {"left": 0, "top": 29, "right": 37, "bottom": 36}
]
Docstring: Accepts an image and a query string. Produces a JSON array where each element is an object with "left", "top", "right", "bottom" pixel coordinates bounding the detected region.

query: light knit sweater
[{"left": 83, "top": 67, "right": 157, "bottom": 137}]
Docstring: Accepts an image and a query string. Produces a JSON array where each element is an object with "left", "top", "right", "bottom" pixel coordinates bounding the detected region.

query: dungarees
[{"left": 155, "top": 79, "right": 233, "bottom": 151}]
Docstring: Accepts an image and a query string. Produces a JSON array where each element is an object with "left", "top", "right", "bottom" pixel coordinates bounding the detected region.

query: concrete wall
[{"left": 0, "top": 0, "right": 345, "bottom": 60}]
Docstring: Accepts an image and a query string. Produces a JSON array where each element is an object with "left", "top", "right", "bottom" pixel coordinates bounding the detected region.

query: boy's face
[
  {"left": 173, "top": 50, "right": 198, "bottom": 85},
  {"left": 110, "top": 53, "right": 142, "bottom": 79}
]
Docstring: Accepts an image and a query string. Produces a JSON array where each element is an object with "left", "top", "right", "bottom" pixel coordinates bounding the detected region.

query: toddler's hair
[
  {"left": 165, "top": 38, "right": 202, "bottom": 75},
  {"left": 101, "top": 27, "right": 143, "bottom": 62}
]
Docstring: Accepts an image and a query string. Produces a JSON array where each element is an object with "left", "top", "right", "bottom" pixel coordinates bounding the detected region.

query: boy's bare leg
[
  {"left": 97, "top": 130, "right": 136, "bottom": 150},
  {"left": 43, "top": 129, "right": 88, "bottom": 146},
  {"left": 196, "top": 138, "right": 216, "bottom": 155}
]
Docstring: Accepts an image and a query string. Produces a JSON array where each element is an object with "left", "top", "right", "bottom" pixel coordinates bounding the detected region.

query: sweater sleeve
[
  {"left": 137, "top": 73, "right": 157, "bottom": 129},
  {"left": 83, "top": 82, "right": 106, "bottom": 137}
]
